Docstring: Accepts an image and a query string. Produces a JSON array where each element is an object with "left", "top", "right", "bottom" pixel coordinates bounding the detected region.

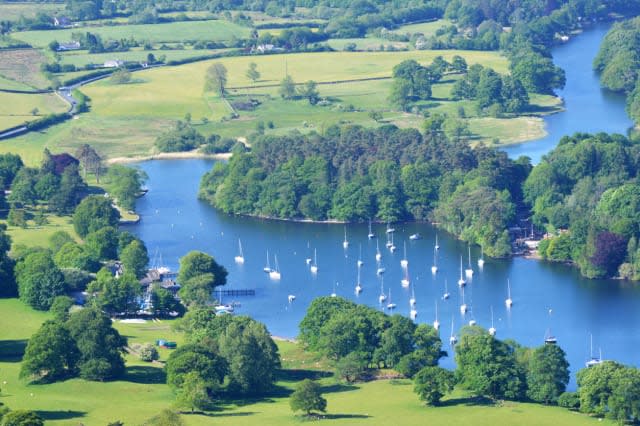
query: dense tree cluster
[
  {"left": 388, "top": 58, "right": 448, "bottom": 110},
  {"left": 524, "top": 133, "right": 640, "bottom": 279},
  {"left": 166, "top": 312, "right": 280, "bottom": 410},
  {"left": 200, "top": 124, "right": 530, "bottom": 256},
  {"left": 451, "top": 64, "right": 529, "bottom": 114},
  {"left": 177, "top": 251, "right": 227, "bottom": 307},
  {"left": 299, "top": 297, "right": 446, "bottom": 380},
  {"left": 20, "top": 307, "right": 127, "bottom": 383},
  {"left": 594, "top": 17, "right": 640, "bottom": 125}
]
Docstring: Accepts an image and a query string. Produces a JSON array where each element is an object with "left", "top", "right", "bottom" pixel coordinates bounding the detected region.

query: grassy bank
[{"left": 0, "top": 298, "right": 610, "bottom": 425}]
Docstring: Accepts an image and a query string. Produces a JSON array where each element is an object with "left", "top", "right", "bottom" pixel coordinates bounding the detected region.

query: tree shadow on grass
[
  {"left": 323, "top": 413, "right": 371, "bottom": 420},
  {"left": 197, "top": 411, "right": 256, "bottom": 418},
  {"left": 320, "top": 383, "right": 359, "bottom": 394},
  {"left": 0, "top": 339, "right": 27, "bottom": 361},
  {"left": 123, "top": 365, "right": 166, "bottom": 384},
  {"left": 35, "top": 410, "right": 86, "bottom": 421},
  {"left": 439, "top": 395, "right": 495, "bottom": 407},
  {"left": 277, "top": 368, "right": 332, "bottom": 382}
]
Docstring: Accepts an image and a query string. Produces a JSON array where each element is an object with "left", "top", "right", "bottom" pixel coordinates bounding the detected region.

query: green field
[
  {"left": 0, "top": 2, "right": 65, "bottom": 21},
  {"left": 4, "top": 214, "right": 77, "bottom": 249},
  {"left": 0, "top": 91, "right": 68, "bottom": 129},
  {"left": 13, "top": 20, "right": 251, "bottom": 48},
  {"left": 0, "top": 48, "right": 50, "bottom": 89},
  {"left": 326, "top": 37, "right": 409, "bottom": 51},
  {"left": 397, "top": 19, "right": 453, "bottom": 36},
  {"left": 0, "top": 298, "right": 613, "bottom": 426}
]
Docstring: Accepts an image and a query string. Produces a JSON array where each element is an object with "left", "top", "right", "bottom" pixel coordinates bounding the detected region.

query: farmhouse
[
  {"left": 53, "top": 16, "right": 73, "bottom": 28},
  {"left": 104, "top": 60, "right": 125, "bottom": 68},
  {"left": 57, "top": 41, "right": 81, "bottom": 51}
]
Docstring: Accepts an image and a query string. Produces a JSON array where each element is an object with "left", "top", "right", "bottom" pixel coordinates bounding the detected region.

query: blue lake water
[{"left": 128, "top": 23, "right": 639, "bottom": 386}]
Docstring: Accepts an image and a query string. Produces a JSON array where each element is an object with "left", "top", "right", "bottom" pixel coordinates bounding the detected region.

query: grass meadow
[
  {"left": 0, "top": 297, "right": 613, "bottom": 426},
  {"left": 12, "top": 20, "right": 251, "bottom": 48},
  {"left": 0, "top": 2, "right": 65, "bottom": 22},
  {"left": 0, "top": 48, "right": 50, "bottom": 89},
  {"left": 0, "top": 92, "right": 68, "bottom": 129}
]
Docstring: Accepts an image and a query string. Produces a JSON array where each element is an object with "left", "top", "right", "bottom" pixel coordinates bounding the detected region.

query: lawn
[
  {"left": 0, "top": 297, "right": 613, "bottom": 425},
  {"left": 3, "top": 214, "right": 78, "bottom": 250},
  {"left": 396, "top": 19, "right": 454, "bottom": 36},
  {"left": 0, "top": 48, "right": 50, "bottom": 89},
  {"left": 0, "top": 91, "right": 68, "bottom": 129},
  {"left": 12, "top": 20, "right": 251, "bottom": 48}
]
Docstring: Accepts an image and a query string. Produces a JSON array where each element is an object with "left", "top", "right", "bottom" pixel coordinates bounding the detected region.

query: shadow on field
[
  {"left": 200, "top": 411, "right": 256, "bottom": 418},
  {"left": 0, "top": 339, "right": 28, "bottom": 361},
  {"left": 439, "top": 396, "right": 495, "bottom": 407},
  {"left": 277, "top": 369, "right": 332, "bottom": 381},
  {"left": 323, "top": 413, "right": 371, "bottom": 420},
  {"left": 35, "top": 410, "right": 86, "bottom": 421},
  {"left": 124, "top": 365, "right": 166, "bottom": 384},
  {"left": 321, "top": 383, "right": 358, "bottom": 394}
]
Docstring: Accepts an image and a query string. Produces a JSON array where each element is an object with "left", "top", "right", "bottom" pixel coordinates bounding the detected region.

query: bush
[
  {"left": 155, "top": 123, "right": 205, "bottom": 152},
  {"left": 558, "top": 391, "right": 580, "bottom": 410},
  {"left": 138, "top": 343, "right": 159, "bottom": 362}
]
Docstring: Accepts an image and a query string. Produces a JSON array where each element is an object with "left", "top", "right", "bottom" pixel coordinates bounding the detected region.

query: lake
[{"left": 128, "top": 23, "right": 638, "bottom": 385}]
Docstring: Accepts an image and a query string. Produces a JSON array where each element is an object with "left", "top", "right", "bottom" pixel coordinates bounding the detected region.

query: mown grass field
[
  {"left": 0, "top": 298, "right": 612, "bottom": 426},
  {"left": 326, "top": 37, "right": 409, "bottom": 51},
  {"left": 397, "top": 19, "right": 453, "bottom": 36},
  {"left": 12, "top": 20, "right": 251, "bottom": 48},
  {"left": 0, "top": 91, "right": 68, "bottom": 129},
  {"left": 0, "top": 48, "right": 50, "bottom": 89},
  {"left": 0, "top": 2, "right": 65, "bottom": 21}
]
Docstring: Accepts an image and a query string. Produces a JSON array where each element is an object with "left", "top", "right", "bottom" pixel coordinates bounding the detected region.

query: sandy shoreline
[{"left": 106, "top": 151, "right": 232, "bottom": 165}]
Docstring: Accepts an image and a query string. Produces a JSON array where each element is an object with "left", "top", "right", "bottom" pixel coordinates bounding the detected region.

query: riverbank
[{"left": 106, "top": 151, "right": 231, "bottom": 165}]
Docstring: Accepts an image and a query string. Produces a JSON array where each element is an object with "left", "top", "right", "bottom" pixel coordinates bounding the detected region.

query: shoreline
[{"left": 106, "top": 151, "right": 232, "bottom": 165}]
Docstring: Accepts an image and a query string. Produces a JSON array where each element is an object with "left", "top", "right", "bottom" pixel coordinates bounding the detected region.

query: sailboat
[
  {"left": 305, "top": 242, "right": 312, "bottom": 265},
  {"left": 449, "top": 316, "right": 457, "bottom": 346},
  {"left": 379, "top": 276, "right": 387, "bottom": 303},
  {"left": 477, "top": 246, "right": 485, "bottom": 268},
  {"left": 460, "top": 286, "right": 468, "bottom": 314},
  {"left": 376, "top": 259, "right": 386, "bottom": 275},
  {"left": 386, "top": 222, "right": 395, "bottom": 234},
  {"left": 343, "top": 226, "right": 349, "bottom": 249},
  {"left": 310, "top": 249, "right": 318, "bottom": 274},
  {"left": 368, "top": 219, "right": 375, "bottom": 239},
  {"left": 465, "top": 245, "right": 474, "bottom": 277},
  {"left": 234, "top": 239, "right": 245, "bottom": 264},
  {"left": 435, "top": 234, "right": 440, "bottom": 250},
  {"left": 433, "top": 300, "right": 440, "bottom": 331},
  {"left": 400, "top": 242, "right": 408, "bottom": 268},
  {"left": 357, "top": 244, "right": 364, "bottom": 268},
  {"left": 489, "top": 306, "right": 496, "bottom": 336},
  {"left": 375, "top": 240, "right": 382, "bottom": 262},
  {"left": 288, "top": 294, "right": 296, "bottom": 303},
  {"left": 442, "top": 279, "right": 450, "bottom": 300},
  {"left": 409, "top": 232, "right": 421, "bottom": 240},
  {"left": 505, "top": 279, "right": 513, "bottom": 308},
  {"left": 585, "top": 334, "right": 603, "bottom": 367},
  {"left": 269, "top": 255, "right": 281, "bottom": 280},
  {"left": 431, "top": 247, "right": 438, "bottom": 274},
  {"left": 457, "top": 256, "right": 466, "bottom": 287},
  {"left": 214, "top": 288, "right": 233, "bottom": 314},
  {"left": 389, "top": 232, "right": 396, "bottom": 252},
  {"left": 355, "top": 265, "right": 362, "bottom": 294},
  {"left": 263, "top": 250, "right": 272, "bottom": 273},
  {"left": 409, "top": 283, "right": 416, "bottom": 307},
  {"left": 386, "top": 287, "right": 396, "bottom": 310},
  {"left": 385, "top": 231, "right": 393, "bottom": 249},
  {"left": 401, "top": 265, "right": 410, "bottom": 287},
  {"left": 331, "top": 282, "right": 337, "bottom": 298},
  {"left": 544, "top": 309, "right": 557, "bottom": 344}
]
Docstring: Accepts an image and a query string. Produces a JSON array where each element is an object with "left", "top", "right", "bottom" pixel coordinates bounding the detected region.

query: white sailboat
[
  {"left": 357, "top": 244, "right": 364, "bottom": 268},
  {"left": 310, "top": 248, "right": 318, "bottom": 274},
  {"left": 375, "top": 240, "right": 382, "bottom": 262},
  {"left": 389, "top": 232, "right": 396, "bottom": 252},
  {"left": 214, "top": 288, "right": 233, "bottom": 314},
  {"left": 409, "top": 232, "right": 421, "bottom": 240},
  {"left": 400, "top": 242, "right": 408, "bottom": 268},
  {"left": 343, "top": 226, "right": 349, "bottom": 249},
  {"left": 431, "top": 247, "right": 438, "bottom": 274},
  {"left": 460, "top": 286, "right": 468, "bottom": 314},
  {"left": 443, "top": 279, "right": 450, "bottom": 300},
  {"left": 368, "top": 218, "right": 375, "bottom": 239},
  {"left": 449, "top": 316, "right": 457, "bottom": 346},
  {"left": 465, "top": 245, "right": 474, "bottom": 277},
  {"left": 376, "top": 259, "right": 386, "bottom": 275},
  {"left": 234, "top": 239, "right": 245, "bottom": 264},
  {"left": 433, "top": 300, "right": 440, "bottom": 331},
  {"left": 505, "top": 279, "right": 513, "bottom": 308},
  {"left": 477, "top": 246, "right": 485, "bottom": 268},
  {"left": 457, "top": 256, "right": 466, "bottom": 287},
  {"left": 435, "top": 234, "right": 440, "bottom": 250},
  {"left": 379, "top": 276, "right": 387, "bottom": 303},
  {"left": 263, "top": 250, "right": 272, "bottom": 273},
  {"left": 544, "top": 309, "right": 557, "bottom": 344},
  {"left": 386, "top": 222, "right": 395, "bottom": 234},
  {"left": 331, "top": 281, "right": 337, "bottom": 298},
  {"left": 269, "top": 255, "right": 281, "bottom": 280},
  {"left": 401, "top": 265, "right": 410, "bottom": 287},
  {"left": 409, "top": 283, "right": 416, "bottom": 307},
  {"left": 355, "top": 265, "right": 362, "bottom": 294},
  {"left": 410, "top": 289, "right": 417, "bottom": 319},
  {"left": 288, "top": 294, "right": 296, "bottom": 303},
  {"left": 385, "top": 231, "right": 393, "bottom": 249},
  {"left": 386, "top": 287, "right": 396, "bottom": 310},
  {"left": 489, "top": 306, "right": 496, "bottom": 336},
  {"left": 585, "top": 334, "right": 603, "bottom": 368}
]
